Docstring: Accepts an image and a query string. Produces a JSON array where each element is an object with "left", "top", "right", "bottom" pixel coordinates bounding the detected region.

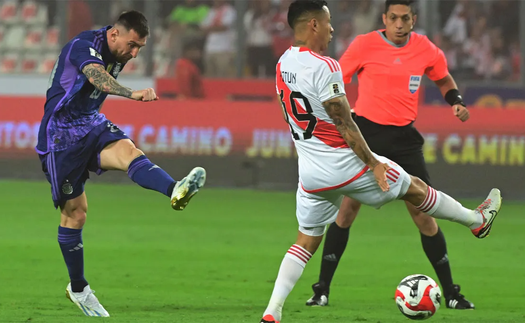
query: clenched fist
[{"left": 131, "top": 88, "right": 159, "bottom": 102}]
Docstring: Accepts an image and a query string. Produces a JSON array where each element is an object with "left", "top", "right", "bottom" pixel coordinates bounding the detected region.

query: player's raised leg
[
  {"left": 402, "top": 177, "right": 501, "bottom": 238},
  {"left": 99, "top": 138, "right": 206, "bottom": 210},
  {"left": 60, "top": 193, "right": 110, "bottom": 317}
]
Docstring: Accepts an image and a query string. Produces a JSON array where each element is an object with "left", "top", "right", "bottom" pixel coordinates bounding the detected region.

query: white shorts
[{"left": 295, "top": 155, "right": 411, "bottom": 230}]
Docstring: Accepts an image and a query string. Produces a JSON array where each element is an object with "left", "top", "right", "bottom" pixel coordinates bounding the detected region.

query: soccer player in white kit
[{"left": 260, "top": 1, "right": 502, "bottom": 323}]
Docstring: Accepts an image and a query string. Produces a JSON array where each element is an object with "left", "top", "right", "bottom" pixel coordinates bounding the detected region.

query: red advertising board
[{"left": 0, "top": 97, "right": 524, "bottom": 168}]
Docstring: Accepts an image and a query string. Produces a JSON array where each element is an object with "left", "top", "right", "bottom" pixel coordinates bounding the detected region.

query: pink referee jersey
[{"left": 339, "top": 30, "right": 449, "bottom": 126}]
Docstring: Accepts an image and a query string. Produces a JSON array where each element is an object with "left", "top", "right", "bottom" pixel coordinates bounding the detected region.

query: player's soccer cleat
[
  {"left": 471, "top": 188, "right": 502, "bottom": 238},
  {"left": 305, "top": 282, "right": 329, "bottom": 306},
  {"left": 445, "top": 284, "right": 475, "bottom": 309},
  {"left": 171, "top": 167, "right": 206, "bottom": 211},
  {"left": 65, "top": 283, "right": 109, "bottom": 317},
  {"left": 260, "top": 314, "right": 280, "bottom": 323}
]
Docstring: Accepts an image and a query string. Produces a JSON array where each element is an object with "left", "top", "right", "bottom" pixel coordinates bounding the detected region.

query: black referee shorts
[{"left": 353, "top": 114, "right": 432, "bottom": 186}]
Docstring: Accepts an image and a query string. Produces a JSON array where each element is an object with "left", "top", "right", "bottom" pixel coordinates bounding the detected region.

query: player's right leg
[
  {"left": 261, "top": 186, "right": 342, "bottom": 323},
  {"left": 261, "top": 230, "right": 323, "bottom": 323},
  {"left": 401, "top": 176, "right": 501, "bottom": 238},
  {"left": 98, "top": 136, "right": 206, "bottom": 211},
  {"left": 60, "top": 194, "right": 109, "bottom": 317},
  {"left": 306, "top": 197, "right": 361, "bottom": 307}
]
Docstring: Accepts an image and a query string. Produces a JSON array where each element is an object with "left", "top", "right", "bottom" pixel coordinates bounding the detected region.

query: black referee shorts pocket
[{"left": 411, "top": 126, "right": 425, "bottom": 145}]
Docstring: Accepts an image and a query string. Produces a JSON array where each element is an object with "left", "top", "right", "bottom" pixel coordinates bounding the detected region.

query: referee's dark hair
[
  {"left": 287, "top": 0, "right": 328, "bottom": 30},
  {"left": 385, "top": 0, "right": 417, "bottom": 15},
  {"left": 116, "top": 10, "right": 149, "bottom": 38}
]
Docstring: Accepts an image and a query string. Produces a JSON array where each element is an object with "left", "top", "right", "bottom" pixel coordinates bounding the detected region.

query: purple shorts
[{"left": 39, "top": 120, "right": 129, "bottom": 208}]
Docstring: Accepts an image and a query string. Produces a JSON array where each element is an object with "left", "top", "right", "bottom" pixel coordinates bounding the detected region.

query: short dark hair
[
  {"left": 116, "top": 10, "right": 149, "bottom": 38},
  {"left": 385, "top": 0, "right": 416, "bottom": 15},
  {"left": 287, "top": 0, "right": 328, "bottom": 29}
]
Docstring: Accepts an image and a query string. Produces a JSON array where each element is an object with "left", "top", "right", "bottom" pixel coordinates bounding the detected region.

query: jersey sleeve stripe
[
  {"left": 309, "top": 51, "right": 335, "bottom": 73},
  {"left": 331, "top": 59, "right": 341, "bottom": 72}
]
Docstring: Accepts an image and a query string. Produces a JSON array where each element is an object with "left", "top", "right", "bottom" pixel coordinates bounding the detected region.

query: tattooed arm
[
  {"left": 82, "top": 63, "right": 133, "bottom": 98},
  {"left": 82, "top": 64, "right": 158, "bottom": 101},
  {"left": 323, "top": 96, "right": 391, "bottom": 191},
  {"left": 322, "top": 96, "right": 379, "bottom": 168}
]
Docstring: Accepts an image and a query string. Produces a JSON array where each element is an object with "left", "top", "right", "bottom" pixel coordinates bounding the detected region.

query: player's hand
[
  {"left": 453, "top": 104, "right": 469, "bottom": 122},
  {"left": 370, "top": 162, "right": 391, "bottom": 192},
  {"left": 131, "top": 88, "right": 159, "bottom": 102}
]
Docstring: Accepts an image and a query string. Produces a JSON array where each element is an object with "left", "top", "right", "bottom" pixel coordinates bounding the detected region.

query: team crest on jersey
[{"left": 409, "top": 75, "right": 421, "bottom": 94}]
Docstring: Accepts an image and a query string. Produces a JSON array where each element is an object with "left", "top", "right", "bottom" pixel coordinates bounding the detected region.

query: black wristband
[{"left": 445, "top": 89, "right": 466, "bottom": 107}]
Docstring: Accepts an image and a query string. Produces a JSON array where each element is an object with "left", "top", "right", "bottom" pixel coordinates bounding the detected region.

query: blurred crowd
[
  {"left": 164, "top": 0, "right": 521, "bottom": 83},
  {"left": 437, "top": 0, "right": 520, "bottom": 82},
  {"left": 0, "top": 0, "right": 521, "bottom": 84}
]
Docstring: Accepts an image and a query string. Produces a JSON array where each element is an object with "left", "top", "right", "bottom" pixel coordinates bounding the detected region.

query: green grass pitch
[{"left": 0, "top": 180, "right": 523, "bottom": 323}]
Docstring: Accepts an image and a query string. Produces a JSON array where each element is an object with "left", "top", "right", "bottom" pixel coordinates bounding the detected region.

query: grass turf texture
[{"left": 0, "top": 180, "right": 523, "bottom": 323}]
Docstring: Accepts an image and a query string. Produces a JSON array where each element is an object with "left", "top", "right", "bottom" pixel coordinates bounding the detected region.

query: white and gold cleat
[{"left": 171, "top": 167, "right": 206, "bottom": 211}]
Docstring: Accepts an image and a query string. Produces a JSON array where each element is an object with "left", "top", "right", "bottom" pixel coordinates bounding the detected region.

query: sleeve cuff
[
  {"left": 320, "top": 92, "right": 346, "bottom": 103},
  {"left": 78, "top": 59, "right": 105, "bottom": 72}
]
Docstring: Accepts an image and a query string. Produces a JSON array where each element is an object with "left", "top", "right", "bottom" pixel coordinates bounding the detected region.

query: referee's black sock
[
  {"left": 318, "top": 222, "right": 350, "bottom": 291},
  {"left": 421, "top": 227, "right": 453, "bottom": 296}
]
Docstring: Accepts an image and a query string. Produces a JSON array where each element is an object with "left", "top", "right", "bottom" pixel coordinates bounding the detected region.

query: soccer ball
[{"left": 395, "top": 274, "right": 441, "bottom": 320}]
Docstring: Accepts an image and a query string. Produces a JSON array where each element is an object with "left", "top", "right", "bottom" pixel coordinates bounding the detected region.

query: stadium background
[{"left": 0, "top": 1, "right": 524, "bottom": 322}]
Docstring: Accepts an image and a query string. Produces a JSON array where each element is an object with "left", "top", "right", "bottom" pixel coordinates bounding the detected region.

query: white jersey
[{"left": 276, "top": 46, "right": 369, "bottom": 193}]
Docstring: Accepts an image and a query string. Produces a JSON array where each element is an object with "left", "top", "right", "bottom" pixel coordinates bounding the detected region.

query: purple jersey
[{"left": 36, "top": 26, "right": 125, "bottom": 153}]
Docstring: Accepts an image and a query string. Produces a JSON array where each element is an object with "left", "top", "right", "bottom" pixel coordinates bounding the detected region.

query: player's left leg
[
  {"left": 348, "top": 156, "right": 501, "bottom": 237},
  {"left": 97, "top": 131, "right": 205, "bottom": 210},
  {"left": 401, "top": 176, "right": 501, "bottom": 238},
  {"left": 261, "top": 187, "right": 342, "bottom": 323}
]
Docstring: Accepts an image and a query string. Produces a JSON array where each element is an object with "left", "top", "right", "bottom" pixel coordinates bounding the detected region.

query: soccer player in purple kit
[{"left": 36, "top": 11, "right": 206, "bottom": 317}]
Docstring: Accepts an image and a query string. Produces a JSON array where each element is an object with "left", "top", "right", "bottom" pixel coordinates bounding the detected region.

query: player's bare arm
[
  {"left": 323, "top": 96, "right": 390, "bottom": 191},
  {"left": 82, "top": 63, "right": 133, "bottom": 98},
  {"left": 434, "top": 74, "right": 469, "bottom": 122},
  {"left": 82, "top": 64, "right": 158, "bottom": 102}
]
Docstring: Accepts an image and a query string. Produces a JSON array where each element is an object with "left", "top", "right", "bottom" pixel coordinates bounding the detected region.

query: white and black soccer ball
[{"left": 395, "top": 274, "right": 441, "bottom": 320}]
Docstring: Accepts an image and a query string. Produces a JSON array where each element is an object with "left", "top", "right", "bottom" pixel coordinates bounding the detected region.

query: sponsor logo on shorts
[
  {"left": 62, "top": 181, "right": 73, "bottom": 195},
  {"left": 107, "top": 122, "right": 120, "bottom": 133}
]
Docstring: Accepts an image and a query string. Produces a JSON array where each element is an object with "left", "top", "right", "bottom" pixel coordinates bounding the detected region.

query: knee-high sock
[
  {"left": 416, "top": 187, "right": 482, "bottom": 229},
  {"left": 263, "top": 245, "right": 312, "bottom": 322}
]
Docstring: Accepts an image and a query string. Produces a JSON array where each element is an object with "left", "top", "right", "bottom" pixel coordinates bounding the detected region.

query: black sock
[
  {"left": 421, "top": 227, "right": 453, "bottom": 296},
  {"left": 318, "top": 222, "right": 350, "bottom": 291}
]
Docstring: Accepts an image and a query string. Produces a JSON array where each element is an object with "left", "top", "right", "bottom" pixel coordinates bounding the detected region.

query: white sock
[
  {"left": 263, "top": 244, "right": 312, "bottom": 322},
  {"left": 417, "top": 187, "right": 483, "bottom": 229}
]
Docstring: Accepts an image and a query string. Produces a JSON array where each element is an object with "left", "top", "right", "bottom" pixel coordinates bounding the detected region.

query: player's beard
[{"left": 118, "top": 55, "right": 133, "bottom": 64}]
